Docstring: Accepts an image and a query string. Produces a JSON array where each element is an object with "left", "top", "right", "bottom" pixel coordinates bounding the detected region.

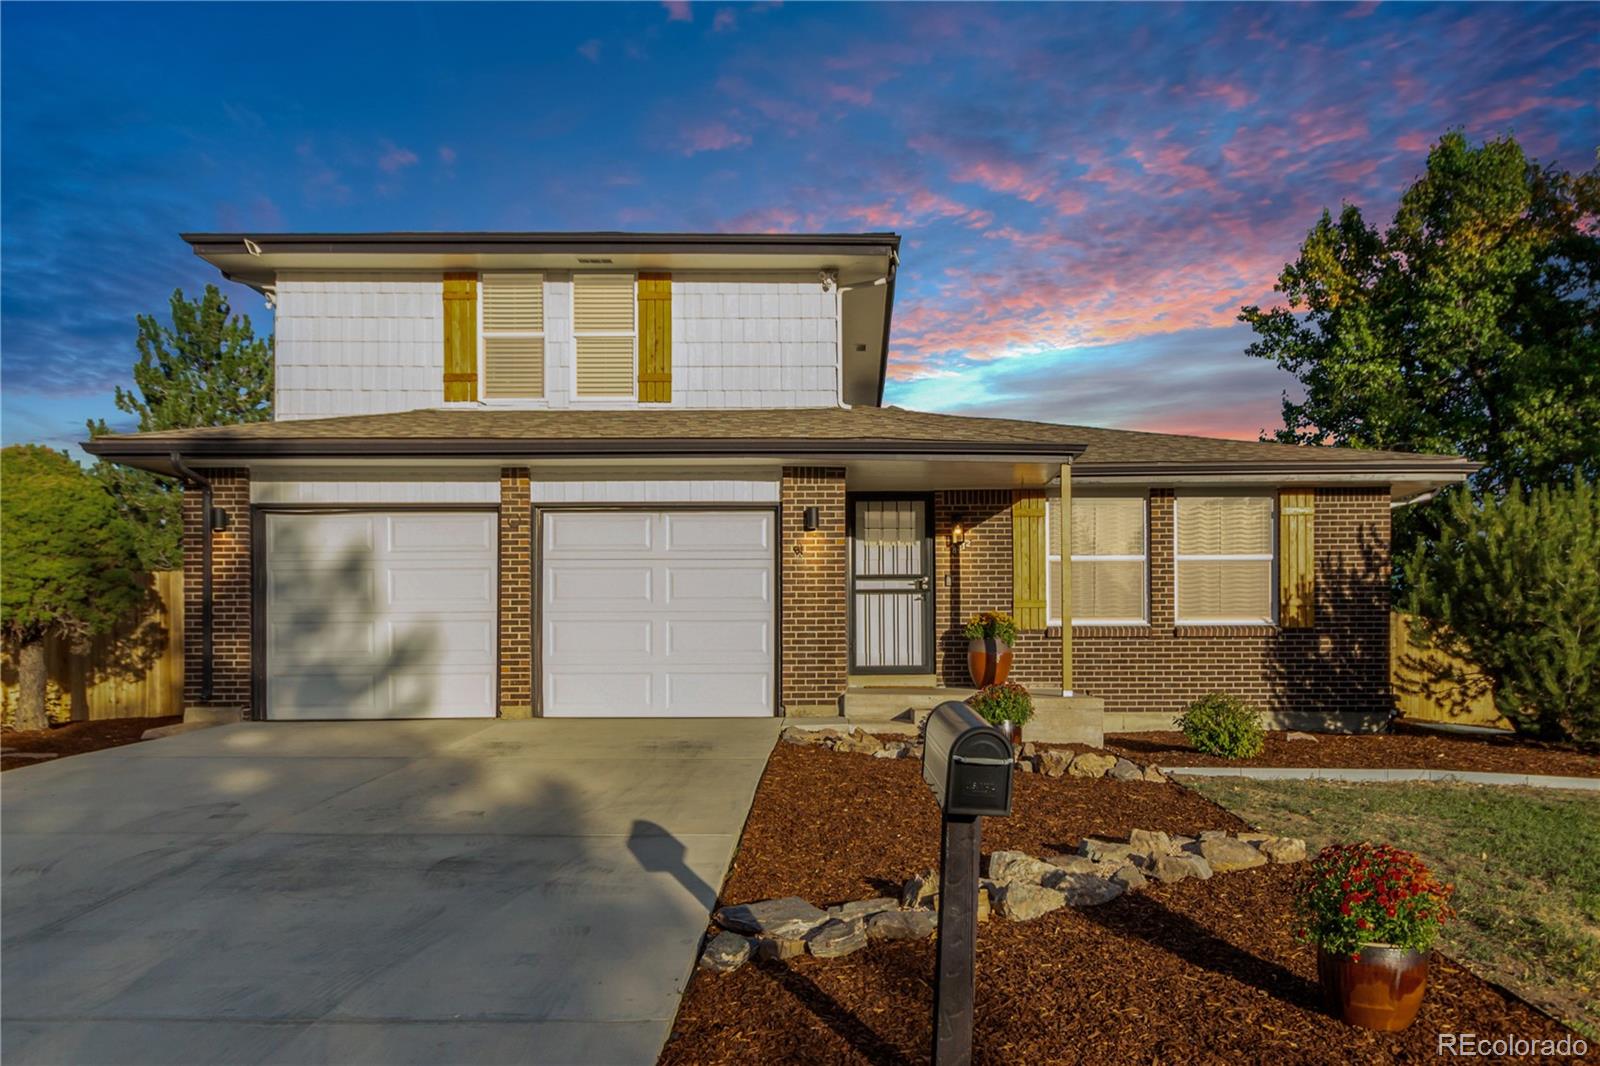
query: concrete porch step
[{"left": 839, "top": 686, "right": 1105, "bottom": 747}]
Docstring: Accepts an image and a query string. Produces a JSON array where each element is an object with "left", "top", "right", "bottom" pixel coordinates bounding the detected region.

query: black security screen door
[{"left": 849, "top": 497, "right": 934, "bottom": 673}]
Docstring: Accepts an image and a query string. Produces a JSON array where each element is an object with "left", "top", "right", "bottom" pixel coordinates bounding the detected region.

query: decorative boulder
[
  {"left": 988, "top": 850, "right": 1062, "bottom": 887},
  {"left": 1148, "top": 854, "right": 1213, "bottom": 883},
  {"left": 1077, "top": 838, "right": 1135, "bottom": 863},
  {"left": 828, "top": 897, "right": 898, "bottom": 921},
  {"left": 700, "top": 931, "right": 752, "bottom": 973},
  {"left": 1111, "top": 864, "right": 1147, "bottom": 892},
  {"left": 1284, "top": 731, "right": 1319, "bottom": 742},
  {"left": 1128, "top": 829, "right": 1177, "bottom": 856},
  {"left": 1045, "top": 853, "right": 1105, "bottom": 877},
  {"left": 1260, "top": 837, "right": 1308, "bottom": 864},
  {"left": 995, "top": 882, "right": 1067, "bottom": 921},
  {"left": 754, "top": 936, "right": 806, "bottom": 961},
  {"left": 1037, "top": 750, "right": 1072, "bottom": 778},
  {"left": 834, "top": 729, "right": 884, "bottom": 755},
  {"left": 1191, "top": 836, "right": 1268, "bottom": 873},
  {"left": 716, "top": 897, "right": 831, "bottom": 939},
  {"left": 806, "top": 918, "right": 869, "bottom": 958},
  {"left": 901, "top": 870, "right": 939, "bottom": 909},
  {"left": 867, "top": 909, "right": 938, "bottom": 940},
  {"left": 1068, "top": 752, "right": 1118, "bottom": 778},
  {"left": 1108, "top": 758, "right": 1144, "bottom": 781},
  {"left": 1053, "top": 872, "right": 1125, "bottom": 907}
]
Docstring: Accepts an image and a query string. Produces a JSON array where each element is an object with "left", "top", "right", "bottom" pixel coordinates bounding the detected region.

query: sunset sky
[{"left": 2, "top": 2, "right": 1594, "bottom": 451}]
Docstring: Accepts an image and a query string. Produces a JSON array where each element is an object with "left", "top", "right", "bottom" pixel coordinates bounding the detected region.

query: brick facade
[
  {"left": 780, "top": 467, "right": 848, "bottom": 713},
  {"left": 498, "top": 468, "right": 533, "bottom": 718},
  {"left": 182, "top": 468, "right": 252, "bottom": 710}
]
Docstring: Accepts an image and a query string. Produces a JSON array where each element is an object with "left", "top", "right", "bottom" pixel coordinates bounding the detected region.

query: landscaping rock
[
  {"left": 1077, "top": 838, "right": 1135, "bottom": 863},
  {"left": 700, "top": 931, "right": 752, "bottom": 973},
  {"left": 1068, "top": 752, "right": 1118, "bottom": 778},
  {"left": 1192, "top": 836, "right": 1268, "bottom": 873},
  {"left": 1037, "top": 750, "right": 1072, "bottom": 777},
  {"left": 833, "top": 729, "right": 884, "bottom": 755},
  {"left": 753, "top": 936, "right": 806, "bottom": 961},
  {"left": 1142, "top": 765, "right": 1168, "bottom": 783},
  {"left": 872, "top": 742, "right": 910, "bottom": 759},
  {"left": 995, "top": 882, "right": 1067, "bottom": 921},
  {"left": 1020, "top": 741, "right": 1037, "bottom": 758},
  {"left": 1108, "top": 757, "right": 1144, "bottom": 781},
  {"left": 1128, "top": 828, "right": 1177, "bottom": 856},
  {"left": 1260, "top": 837, "right": 1308, "bottom": 864},
  {"left": 827, "top": 897, "right": 899, "bottom": 920},
  {"left": 901, "top": 870, "right": 939, "bottom": 909},
  {"left": 1148, "top": 854, "right": 1213, "bottom": 883},
  {"left": 1285, "top": 731, "right": 1319, "bottom": 742},
  {"left": 977, "top": 884, "right": 992, "bottom": 922},
  {"left": 1016, "top": 759, "right": 1034, "bottom": 773},
  {"left": 1236, "top": 832, "right": 1274, "bottom": 845},
  {"left": 1111, "top": 864, "right": 1148, "bottom": 892},
  {"left": 807, "top": 918, "right": 869, "bottom": 958},
  {"left": 988, "top": 850, "right": 1063, "bottom": 887},
  {"left": 867, "top": 908, "right": 938, "bottom": 940},
  {"left": 1045, "top": 853, "right": 1105, "bottom": 877},
  {"left": 1054, "top": 872, "right": 1125, "bottom": 907},
  {"left": 780, "top": 726, "right": 821, "bottom": 746},
  {"left": 716, "top": 896, "right": 831, "bottom": 938},
  {"left": 1199, "top": 829, "right": 1231, "bottom": 841}
]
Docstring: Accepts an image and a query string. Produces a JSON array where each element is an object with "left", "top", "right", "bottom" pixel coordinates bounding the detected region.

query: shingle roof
[{"left": 83, "top": 405, "right": 1475, "bottom": 476}]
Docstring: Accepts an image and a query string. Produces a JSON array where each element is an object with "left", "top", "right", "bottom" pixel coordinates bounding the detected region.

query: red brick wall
[
  {"left": 182, "top": 469, "right": 252, "bottom": 710},
  {"left": 780, "top": 467, "right": 848, "bottom": 711},
  {"left": 1073, "top": 488, "right": 1393, "bottom": 716},
  {"left": 499, "top": 469, "right": 533, "bottom": 717}
]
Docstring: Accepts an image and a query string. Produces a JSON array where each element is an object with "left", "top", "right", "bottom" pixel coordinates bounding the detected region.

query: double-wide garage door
[
  {"left": 262, "top": 507, "right": 775, "bottom": 719},
  {"left": 541, "top": 510, "right": 775, "bottom": 717}
]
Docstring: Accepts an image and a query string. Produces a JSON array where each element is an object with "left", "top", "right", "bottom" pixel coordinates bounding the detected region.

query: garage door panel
[
  {"left": 264, "top": 511, "right": 497, "bottom": 720},
  {"left": 542, "top": 510, "right": 774, "bottom": 718},
  {"left": 546, "top": 565, "right": 653, "bottom": 606},
  {"left": 387, "top": 513, "right": 495, "bottom": 552},
  {"left": 545, "top": 512, "right": 654, "bottom": 553},
  {"left": 663, "top": 512, "right": 770, "bottom": 552}
]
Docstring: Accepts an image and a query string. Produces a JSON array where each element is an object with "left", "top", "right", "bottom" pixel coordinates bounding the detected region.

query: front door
[{"left": 849, "top": 497, "right": 933, "bottom": 673}]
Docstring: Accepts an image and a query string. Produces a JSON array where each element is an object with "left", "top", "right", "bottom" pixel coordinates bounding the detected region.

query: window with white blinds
[
  {"left": 1047, "top": 494, "right": 1147, "bottom": 625},
  {"left": 480, "top": 274, "right": 544, "bottom": 399},
  {"left": 1174, "top": 495, "right": 1276, "bottom": 624},
  {"left": 573, "top": 274, "right": 636, "bottom": 398}
]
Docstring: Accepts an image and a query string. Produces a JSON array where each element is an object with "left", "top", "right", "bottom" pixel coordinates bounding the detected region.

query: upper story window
[
  {"left": 573, "top": 274, "right": 636, "bottom": 399},
  {"left": 1174, "top": 494, "right": 1276, "bottom": 624},
  {"left": 1049, "top": 494, "right": 1147, "bottom": 626},
  {"left": 480, "top": 274, "right": 544, "bottom": 400}
]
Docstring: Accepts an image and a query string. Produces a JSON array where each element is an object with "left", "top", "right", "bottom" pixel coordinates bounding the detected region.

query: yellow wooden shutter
[
  {"left": 1012, "top": 490, "right": 1047, "bottom": 630},
  {"left": 637, "top": 273, "right": 672, "bottom": 402},
  {"left": 1279, "top": 490, "right": 1315, "bottom": 628},
  {"left": 442, "top": 273, "right": 478, "bottom": 402}
]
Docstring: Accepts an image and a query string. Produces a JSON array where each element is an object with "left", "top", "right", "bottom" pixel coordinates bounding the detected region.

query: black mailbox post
[{"left": 921, "top": 701, "right": 1015, "bottom": 1066}]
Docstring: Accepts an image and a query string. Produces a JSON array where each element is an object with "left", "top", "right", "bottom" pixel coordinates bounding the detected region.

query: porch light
[
  {"left": 951, "top": 520, "right": 967, "bottom": 551},
  {"left": 209, "top": 506, "right": 231, "bottom": 533},
  {"left": 803, "top": 506, "right": 820, "bottom": 532}
]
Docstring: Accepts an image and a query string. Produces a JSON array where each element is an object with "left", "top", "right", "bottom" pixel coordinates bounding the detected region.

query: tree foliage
[
  {"left": 87, "top": 284, "right": 273, "bottom": 569},
  {"left": 1240, "top": 132, "right": 1600, "bottom": 495},
  {"left": 1404, "top": 479, "right": 1599, "bottom": 745},
  {"left": 1, "top": 446, "right": 148, "bottom": 729}
]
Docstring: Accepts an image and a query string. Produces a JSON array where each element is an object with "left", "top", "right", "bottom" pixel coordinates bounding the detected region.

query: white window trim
[
  {"left": 570, "top": 272, "right": 637, "bottom": 402},
  {"left": 1048, "top": 492, "right": 1149, "bottom": 627},
  {"left": 475, "top": 272, "right": 547, "bottom": 405},
  {"left": 1172, "top": 493, "right": 1278, "bottom": 626}
]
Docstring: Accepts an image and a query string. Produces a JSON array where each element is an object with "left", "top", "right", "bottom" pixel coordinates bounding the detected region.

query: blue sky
[{"left": 2, "top": 1, "right": 1595, "bottom": 453}]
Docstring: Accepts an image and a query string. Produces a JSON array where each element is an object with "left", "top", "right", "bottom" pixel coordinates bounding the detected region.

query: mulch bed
[
  {"left": 1105, "top": 729, "right": 1600, "bottom": 778},
  {"left": 0, "top": 716, "right": 180, "bottom": 772},
  {"left": 660, "top": 741, "right": 1579, "bottom": 1064}
]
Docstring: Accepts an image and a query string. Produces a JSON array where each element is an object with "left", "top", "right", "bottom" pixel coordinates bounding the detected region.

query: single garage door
[
  {"left": 541, "top": 510, "right": 775, "bottom": 717},
  {"left": 263, "top": 511, "right": 498, "bottom": 719}
]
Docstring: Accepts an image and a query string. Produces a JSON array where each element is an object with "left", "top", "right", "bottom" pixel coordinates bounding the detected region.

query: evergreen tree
[
  {"left": 1405, "top": 479, "right": 1599, "bottom": 744},
  {"left": 86, "top": 284, "right": 273, "bottom": 569}
]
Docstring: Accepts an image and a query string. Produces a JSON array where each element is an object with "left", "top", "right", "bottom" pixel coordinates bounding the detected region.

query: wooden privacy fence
[
  {"left": 1, "top": 569, "right": 184, "bottom": 723},
  {"left": 1389, "top": 611, "right": 1509, "bottom": 729}
]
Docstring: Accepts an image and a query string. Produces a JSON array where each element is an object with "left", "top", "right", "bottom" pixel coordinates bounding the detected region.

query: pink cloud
[
  {"left": 577, "top": 38, "right": 602, "bottom": 63},
  {"left": 681, "top": 121, "right": 751, "bottom": 155},
  {"left": 1187, "top": 81, "right": 1259, "bottom": 110},
  {"left": 438, "top": 145, "right": 457, "bottom": 165},
  {"left": 663, "top": 0, "right": 692, "bottom": 22},
  {"left": 377, "top": 141, "right": 419, "bottom": 173},
  {"left": 713, "top": 8, "right": 736, "bottom": 32},
  {"left": 1394, "top": 131, "right": 1433, "bottom": 153}
]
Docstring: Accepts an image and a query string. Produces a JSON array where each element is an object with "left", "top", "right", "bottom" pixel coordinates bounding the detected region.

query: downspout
[{"left": 169, "top": 452, "right": 215, "bottom": 703}]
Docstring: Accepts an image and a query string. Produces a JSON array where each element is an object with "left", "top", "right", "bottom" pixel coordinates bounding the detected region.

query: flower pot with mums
[
  {"left": 1295, "top": 842, "right": 1455, "bottom": 1032},
  {"left": 963, "top": 611, "right": 1017, "bottom": 687},
  {"left": 967, "top": 681, "right": 1033, "bottom": 749}
]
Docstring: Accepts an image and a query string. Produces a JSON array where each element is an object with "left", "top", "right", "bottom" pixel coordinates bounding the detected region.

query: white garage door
[
  {"left": 263, "top": 511, "right": 498, "bottom": 719},
  {"left": 541, "top": 510, "right": 775, "bottom": 717}
]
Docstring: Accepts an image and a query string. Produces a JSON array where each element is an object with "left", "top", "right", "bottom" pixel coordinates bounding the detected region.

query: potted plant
[
  {"left": 1295, "top": 842, "right": 1455, "bottom": 1032},
  {"left": 964, "top": 611, "right": 1017, "bottom": 687},
  {"left": 967, "top": 681, "right": 1033, "bottom": 748}
]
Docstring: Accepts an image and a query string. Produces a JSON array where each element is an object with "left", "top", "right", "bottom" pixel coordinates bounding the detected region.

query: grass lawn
[{"left": 1186, "top": 778, "right": 1600, "bottom": 1039}]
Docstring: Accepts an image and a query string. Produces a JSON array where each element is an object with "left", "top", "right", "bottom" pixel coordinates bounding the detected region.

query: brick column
[
  {"left": 182, "top": 468, "right": 251, "bottom": 713},
  {"left": 499, "top": 468, "right": 533, "bottom": 718},
  {"left": 780, "top": 467, "right": 847, "bottom": 716}
]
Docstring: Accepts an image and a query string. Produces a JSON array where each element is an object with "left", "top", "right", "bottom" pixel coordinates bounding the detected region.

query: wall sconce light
[
  {"left": 803, "top": 506, "right": 820, "bottom": 532},
  {"left": 209, "top": 506, "right": 231, "bottom": 533},
  {"left": 950, "top": 518, "right": 967, "bottom": 552}
]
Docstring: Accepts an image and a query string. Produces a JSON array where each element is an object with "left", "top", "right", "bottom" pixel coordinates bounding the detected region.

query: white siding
[
  {"left": 529, "top": 469, "right": 780, "bottom": 504},
  {"left": 274, "top": 273, "right": 444, "bottom": 420},
  {"left": 251, "top": 467, "right": 500, "bottom": 505},
  {"left": 673, "top": 276, "right": 840, "bottom": 408}
]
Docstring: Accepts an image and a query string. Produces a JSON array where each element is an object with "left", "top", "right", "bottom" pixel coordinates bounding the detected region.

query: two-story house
[{"left": 85, "top": 231, "right": 1474, "bottom": 736}]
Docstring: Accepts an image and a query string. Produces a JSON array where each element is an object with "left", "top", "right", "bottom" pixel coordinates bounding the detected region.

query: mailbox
[{"left": 923, "top": 700, "right": 1015, "bottom": 818}]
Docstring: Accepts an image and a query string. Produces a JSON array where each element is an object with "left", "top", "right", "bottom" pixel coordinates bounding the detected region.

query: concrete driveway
[{"left": 1, "top": 718, "right": 779, "bottom": 1065}]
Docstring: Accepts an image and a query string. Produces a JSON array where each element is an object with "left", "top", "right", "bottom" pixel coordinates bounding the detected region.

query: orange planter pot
[
  {"left": 966, "top": 638, "right": 1013, "bottom": 688},
  {"left": 1317, "top": 945, "right": 1429, "bottom": 1032}
]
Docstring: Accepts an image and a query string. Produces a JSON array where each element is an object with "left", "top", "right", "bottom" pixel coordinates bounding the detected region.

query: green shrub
[
  {"left": 1176, "top": 693, "right": 1265, "bottom": 759},
  {"left": 967, "top": 681, "right": 1034, "bottom": 726}
]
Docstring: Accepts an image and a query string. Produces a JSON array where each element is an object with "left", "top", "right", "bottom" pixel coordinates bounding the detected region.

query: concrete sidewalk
[{"left": 1, "top": 718, "right": 779, "bottom": 1065}]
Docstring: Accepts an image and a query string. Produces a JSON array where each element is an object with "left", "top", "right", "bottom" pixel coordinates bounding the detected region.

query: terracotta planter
[
  {"left": 967, "top": 637, "right": 1013, "bottom": 687},
  {"left": 1317, "top": 944, "right": 1429, "bottom": 1032}
]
